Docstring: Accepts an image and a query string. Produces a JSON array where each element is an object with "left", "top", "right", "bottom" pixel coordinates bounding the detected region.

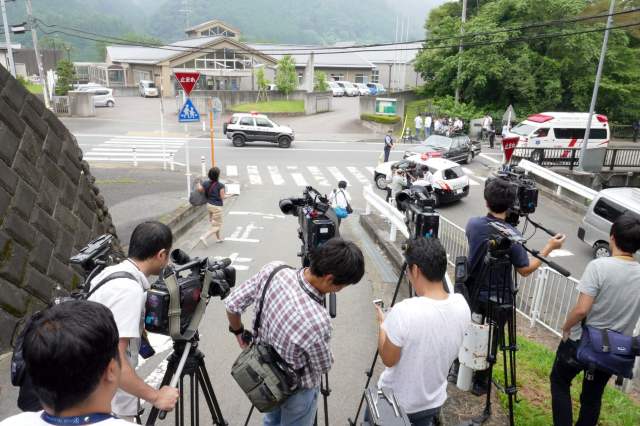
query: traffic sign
[
  {"left": 179, "top": 99, "right": 200, "bottom": 122},
  {"left": 175, "top": 72, "right": 200, "bottom": 96}
]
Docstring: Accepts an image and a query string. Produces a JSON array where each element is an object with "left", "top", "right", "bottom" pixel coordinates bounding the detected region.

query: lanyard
[
  {"left": 41, "top": 412, "right": 114, "bottom": 425},
  {"left": 613, "top": 255, "right": 635, "bottom": 261},
  {"left": 296, "top": 269, "right": 323, "bottom": 305}
]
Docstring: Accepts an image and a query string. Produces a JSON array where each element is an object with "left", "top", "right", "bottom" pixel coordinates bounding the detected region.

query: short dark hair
[
  {"left": 23, "top": 301, "right": 119, "bottom": 413},
  {"left": 208, "top": 167, "right": 220, "bottom": 182},
  {"left": 611, "top": 213, "right": 640, "bottom": 254},
  {"left": 484, "top": 178, "right": 516, "bottom": 214},
  {"left": 338, "top": 180, "right": 347, "bottom": 189},
  {"left": 405, "top": 237, "right": 447, "bottom": 282},
  {"left": 309, "top": 238, "right": 365, "bottom": 285},
  {"left": 128, "top": 221, "right": 173, "bottom": 260}
]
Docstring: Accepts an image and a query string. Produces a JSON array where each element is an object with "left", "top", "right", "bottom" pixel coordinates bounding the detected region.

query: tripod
[{"left": 146, "top": 337, "right": 226, "bottom": 426}]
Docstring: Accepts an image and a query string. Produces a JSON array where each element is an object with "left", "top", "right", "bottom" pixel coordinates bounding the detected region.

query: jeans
[
  {"left": 384, "top": 147, "right": 391, "bottom": 162},
  {"left": 364, "top": 405, "right": 441, "bottom": 426},
  {"left": 425, "top": 127, "right": 431, "bottom": 138},
  {"left": 550, "top": 339, "right": 611, "bottom": 426},
  {"left": 263, "top": 387, "right": 319, "bottom": 426}
]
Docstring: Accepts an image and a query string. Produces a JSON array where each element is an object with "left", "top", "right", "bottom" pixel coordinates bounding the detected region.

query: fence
[
  {"left": 51, "top": 95, "right": 69, "bottom": 115},
  {"left": 512, "top": 147, "right": 640, "bottom": 171}
]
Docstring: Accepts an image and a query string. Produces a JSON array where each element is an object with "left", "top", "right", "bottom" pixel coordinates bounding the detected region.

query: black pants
[
  {"left": 384, "top": 147, "right": 391, "bottom": 162},
  {"left": 549, "top": 339, "right": 611, "bottom": 426},
  {"left": 634, "top": 128, "right": 639, "bottom": 142}
]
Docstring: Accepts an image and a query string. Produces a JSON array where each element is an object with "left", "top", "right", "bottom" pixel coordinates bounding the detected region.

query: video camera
[
  {"left": 279, "top": 186, "right": 337, "bottom": 267},
  {"left": 69, "top": 234, "right": 121, "bottom": 288},
  {"left": 488, "top": 166, "right": 538, "bottom": 226},
  {"left": 395, "top": 185, "right": 440, "bottom": 239},
  {"left": 144, "top": 249, "right": 236, "bottom": 341}
]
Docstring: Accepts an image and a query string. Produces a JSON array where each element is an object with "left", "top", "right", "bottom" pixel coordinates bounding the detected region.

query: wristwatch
[{"left": 229, "top": 324, "right": 244, "bottom": 335}]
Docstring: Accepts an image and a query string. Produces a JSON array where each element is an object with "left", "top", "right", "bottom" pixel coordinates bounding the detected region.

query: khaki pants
[{"left": 207, "top": 204, "right": 224, "bottom": 234}]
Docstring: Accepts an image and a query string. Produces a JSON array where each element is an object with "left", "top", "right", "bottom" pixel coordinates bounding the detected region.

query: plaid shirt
[{"left": 225, "top": 262, "right": 333, "bottom": 388}]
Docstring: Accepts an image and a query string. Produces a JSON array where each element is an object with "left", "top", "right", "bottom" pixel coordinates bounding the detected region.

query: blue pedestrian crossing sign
[{"left": 179, "top": 98, "right": 200, "bottom": 122}]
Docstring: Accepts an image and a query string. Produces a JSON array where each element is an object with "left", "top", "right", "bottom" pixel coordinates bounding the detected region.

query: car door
[
  {"left": 254, "top": 117, "right": 275, "bottom": 141},
  {"left": 92, "top": 89, "right": 108, "bottom": 106},
  {"left": 238, "top": 117, "right": 256, "bottom": 140},
  {"left": 449, "top": 137, "right": 462, "bottom": 162}
]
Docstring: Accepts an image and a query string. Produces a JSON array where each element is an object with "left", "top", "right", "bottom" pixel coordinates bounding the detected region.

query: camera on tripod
[
  {"left": 279, "top": 186, "right": 337, "bottom": 266},
  {"left": 144, "top": 249, "right": 236, "bottom": 340},
  {"left": 395, "top": 185, "right": 440, "bottom": 239},
  {"left": 488, "top": 166, "right": 539, "bottom": 226}
]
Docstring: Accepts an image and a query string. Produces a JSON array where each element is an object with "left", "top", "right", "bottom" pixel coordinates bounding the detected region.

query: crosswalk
[
  {"left": 226, "top": 165, "right": 486, "bottom": 188},
  {"left": 82, "top": 136, "right": 188, "bottom": 164}
]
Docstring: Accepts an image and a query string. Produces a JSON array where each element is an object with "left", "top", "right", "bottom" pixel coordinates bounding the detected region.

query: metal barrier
[
  {"left": 512, "top": 147, "right": 640, "bottom": 171},
  {"left": 362, "top": 185, "right": 408, "bottom": 241},
  {"left": 52, "top": 96, "right": 69, "bottom": 115},
  {"left": 517, "top": 159, "right": 598, "bottom": 201}
]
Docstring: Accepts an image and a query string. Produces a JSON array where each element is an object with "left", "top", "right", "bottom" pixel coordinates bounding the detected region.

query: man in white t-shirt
[
  {"left": 375, "top": 237, "right": 471, "bottom": 424},
  {"left": 0, "top": 300, "right": 134, "bottom": 425},
  {"left": 424, "top": 114, "right": 433, "bottom": 138},
  {"left": 414, "top": 114, "right": 424, "bottom": 140},
  {"left": 88, "top": 222, "right": 178, "bottom": 420}
]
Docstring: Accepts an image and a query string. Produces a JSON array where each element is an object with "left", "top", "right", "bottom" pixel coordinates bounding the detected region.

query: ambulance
[{"left": 504, "top": 112, "right": 610, "bottom": 163}]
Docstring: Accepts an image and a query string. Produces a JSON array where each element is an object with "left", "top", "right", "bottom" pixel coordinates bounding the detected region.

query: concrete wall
[
  {"left": 303, "top": 91, "right": 332, "bottom": 115},
  {"left": 177, "top": 90, "right": 309, "bottom": 114},
  {"left": 359, "top": 90, "right": 418, "bottom": 118},
  {"left": 0, "top": 66, "right": 122, "bottom": 353}
]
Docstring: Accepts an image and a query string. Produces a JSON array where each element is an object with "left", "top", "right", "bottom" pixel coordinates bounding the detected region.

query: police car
[
  {"left": 223, "top": 112, "right": 295, "bottom": 148},
  {"left": 373, "top": 153, "right": 471, "bottom": 206}
]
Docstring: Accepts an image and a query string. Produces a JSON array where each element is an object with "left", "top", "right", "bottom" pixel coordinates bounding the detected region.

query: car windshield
[
  {"left": 147, "top": 82, "right": 156, "bottom": 88},
  {"left": 443, "top": 166, "right": 464, "bottom": 180},
  {"left": 511, "top": 123, "right": 535, "bottom": 136},
  {"left": 423, "top": 135, "right": 452, "bottom": 149}
]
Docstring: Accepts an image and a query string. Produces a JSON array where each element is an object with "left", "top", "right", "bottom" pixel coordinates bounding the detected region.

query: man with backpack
[
  {"left": 550, "top": 213, "right": 640, "bottom": 426},
  {"left": 328, "top": 180, "right": 352, "bottom": 225}
]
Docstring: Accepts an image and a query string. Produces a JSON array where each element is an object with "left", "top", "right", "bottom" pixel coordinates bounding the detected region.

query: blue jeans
[
  {"left": 425, "top": 127, "right": 431, "bottom": 138},
  {"left": 263, "top": 387, "right": 319, "bottom": 426}
]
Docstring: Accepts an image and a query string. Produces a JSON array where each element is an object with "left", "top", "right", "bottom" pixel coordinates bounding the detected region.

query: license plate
[{"left": 456, "top": 189, "right": 463, "bottom": 194}]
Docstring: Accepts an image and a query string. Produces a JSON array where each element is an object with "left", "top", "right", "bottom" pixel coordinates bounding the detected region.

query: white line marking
[
  {"left": 91, "top": 148, "right": 178, "bottom": 153},
  {"left": 226, "top": 165, "right": 238, "bottom": 177},
  {"left": 468, "top": 177, "right": 481, "bottom": 186},
  {"left": 462, "top": 167, "right": 474, "bottom": 175},
  {"left": 307, "top": 166, "right": 331, "bottom": 187},
  {"left": 268, "top": 166, "right": 285, "bottom": 186},
  {"left": 83, "top": 157, "right": 173, "bottom": 162},
  {"left": 224, "top": 237, "right": 260, "bottom": 243},
  {"left": 229, "top": 226, "right": 243, "bottom": 239},
  {"left": 291, "top": 172, "right": 308, "bottom": 186},
  {"left": 327, "top": 166, "right": 350, "bottom": 185},
  {"left": 366, "top": 167, "right": 375, "bottom": 175},
  {"left": 347, "top": 166, "right": 369, "bottom": 184},
  {"left": 229, "top": 211, "right": 285, "bottom": 219},
  {"left": 82, "top": 152, "right": 172, "bottom": 157},
  {"left": 548, "top": 249, "right": 574, "bottom": 258},
  {"left": 286, "top": 166, "right": 298, "bottom": 170},
  {"left": 479, "top": 153, "right": 502, "bottom": 164},
  {"left": 247, "top": 165, "right": 263, "bottom": 185}
]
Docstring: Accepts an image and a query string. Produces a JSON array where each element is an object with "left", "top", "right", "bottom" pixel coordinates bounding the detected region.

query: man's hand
[
  {"left": 544, "top": 234, "right": 566, "bottom": 254},
  {"left": 562, "top": 328, "right": 571, "bottom": 342},
  {"left": 152, "top": 386, "right": 179, "bottom": 411},
  {"left": 236, "top": 333, "right": 250, "bottom": 349},
  {"left": 375, "top": 305, "right": 385, "bottom": 325}
]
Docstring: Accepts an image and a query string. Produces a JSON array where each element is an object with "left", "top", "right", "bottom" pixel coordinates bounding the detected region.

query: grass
[
  {"left": 229, "top": 100, "right": 304, "bottom": 114},
  {"left": 25, "top": 82, "right": 43, "bottom": 94},
  {"left": 95, "top": 178, "right": 137, "bottom": 185},
  {"left": 492, "top": 336, "right": 640, "bottom": 425},
  {"left": 360, "top": 113, "right": 401, "bottom": 125}
]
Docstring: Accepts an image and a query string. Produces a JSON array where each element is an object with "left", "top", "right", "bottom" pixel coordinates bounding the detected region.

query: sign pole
[
  {"left": 209, "top": 98, "right": 215, "bottom": 166},
  {"left": 175, "top": 71, "right": 201, "bottom": 198}
]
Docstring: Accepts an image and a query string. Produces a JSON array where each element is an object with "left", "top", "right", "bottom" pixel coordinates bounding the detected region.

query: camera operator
[
  {"left": 375, "top": 238, "right": 470, "bottom": 425},
  {"left": 225, "top": 238, "right": 365, "bottom": 425},
  {"left": 550, "top": 213, "right": 640, "bottom": 426},
  {"left": 0, "top": 301, "right": 134, "bottom": 425},
  {"left": 88, "top": 221, "right": 179, "bottom": 420},
  {"left": 464, "top": 178, "right": 566, "bottom": 395}
]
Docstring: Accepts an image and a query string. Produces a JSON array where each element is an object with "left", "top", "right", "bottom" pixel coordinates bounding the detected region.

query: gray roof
[
  {"left": 354, "top": 42, "right": 423, "bottom": 64},
  {"left": 107, "top": 36, "right": 222, "bottom": 65},
  {"left": 247, "top": 44, "right": 374, "bottom": 69}
]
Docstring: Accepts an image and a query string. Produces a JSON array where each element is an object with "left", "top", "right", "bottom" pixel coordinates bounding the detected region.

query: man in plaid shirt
[{"left": 225, "top": 238, "right": 365, "bottom": 426}]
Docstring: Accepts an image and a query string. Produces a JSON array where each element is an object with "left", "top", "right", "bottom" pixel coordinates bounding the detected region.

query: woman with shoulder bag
[
  {"left": 197, "top": 167, "right": 226, "bottom": 246},
  {"left": 329, "top": 181, "right": 352, "bottom": 225}
]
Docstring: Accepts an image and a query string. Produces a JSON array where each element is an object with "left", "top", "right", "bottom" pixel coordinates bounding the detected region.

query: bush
[{"left": 361, "top": 113, "right": 401, "bottom": 125}]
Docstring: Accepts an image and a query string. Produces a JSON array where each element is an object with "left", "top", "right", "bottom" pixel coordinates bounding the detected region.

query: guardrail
[
  {"left": 517, "top": 159, "right": 599, "bottom": 201},
  {"left": 363, "top": 185, "right": 408, "bottom": 241},
  {"left": 51, "top": 96, "right": 69, "bottom": 116},
  {"left": 512, "top": 147, "right": 640, "bottom": 171}
]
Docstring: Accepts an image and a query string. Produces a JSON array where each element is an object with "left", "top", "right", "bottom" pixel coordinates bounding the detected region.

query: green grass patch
[
  {"left": 229, "top": 100, "right": 304, "bottom": 113},
  {"left": 25, "top": 82, "right": 43, "bottom": 94},
  {"left": 95, "top": 178, "right": 137, "bottom": 185},
  {"left": 492, "top": 336, "right": 640, "bottom": 425},
  {"left": 360, "top": 113, "right": 401, "bottom": 125}
]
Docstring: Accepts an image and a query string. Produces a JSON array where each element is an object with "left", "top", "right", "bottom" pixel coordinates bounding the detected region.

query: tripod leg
[
  {"left": 179, "top": 375, "right": 184, "bottom": 426},
  {"left": 196, "top": 362, "right": 226, "bottom": 425},
  {"left": 190, "top": 373, "right": 196, "bottom": 426},
  {"left": 146, "top": 359, "right": 178, "bottom": 426},
  {"left": 322, "top": 373, "right": 330, "bottom": 426},
  {"left": 195, "top": 374, "right": 199, "bottom": 426}
]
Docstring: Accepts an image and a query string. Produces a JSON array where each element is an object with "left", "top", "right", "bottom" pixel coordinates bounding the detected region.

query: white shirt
[
  {"left": 424, "top": 116, "right": 432, "bottom": 128},
  {"left": 329, "top": 189, "right": 351, "bottom": 209},
  {"left": 414, "top": 116, "right": 423, "bottom": 129},
  {"left": 88, "top": 260, "right": 150, "bottom": 417},
  {"left": 378, "top": 294, "right": 470, "bottom": 414},
  {"left": 0, "top": 411, "right": 134, "bottom": 425}
]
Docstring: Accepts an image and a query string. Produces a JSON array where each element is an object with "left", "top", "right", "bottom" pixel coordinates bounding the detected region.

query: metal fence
[
  {"left": 51, "top": 96, "right": 69, "bottom": 115},
  {"left": 512, "top": 146, "right": 640, "bottom": 170}
]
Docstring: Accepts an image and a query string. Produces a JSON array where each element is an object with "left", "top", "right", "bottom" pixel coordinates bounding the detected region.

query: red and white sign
[
  {"left": 174, "top": 72, "right": 200, "bottom": 96},
  {"left": 501, "top": 136, "right": 519, "bottom": 163}
]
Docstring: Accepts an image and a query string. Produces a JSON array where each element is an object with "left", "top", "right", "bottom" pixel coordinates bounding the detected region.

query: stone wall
[{"left": 0, "top": 66, "right": 121, "bottom": 353}]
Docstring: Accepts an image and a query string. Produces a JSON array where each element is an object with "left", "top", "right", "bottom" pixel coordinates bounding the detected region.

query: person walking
[
  {"left": 424, "top": 114, "right": 432, "bottom": 138},
  {"left": 329, "top": 180, "right": 352, "bottom": 225},
  {"left": 414, "top": 114, "right": 424, "bottom": 141},
  {"left": 383, "top": 129, "right": 394, "bottom": 162},
  {"left": 197, "top": 166, "right": 226, "bottom": 246},
  {"left": 632, "top": 118, "right": 639, "bottom": 142}
]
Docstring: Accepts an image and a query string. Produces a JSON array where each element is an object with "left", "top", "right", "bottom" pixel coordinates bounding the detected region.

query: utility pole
[
  {"left": 25, "top": 0, "right": 50, "bottom": 109},
  {"left": 578, "top": 0, "right": 615, "bottom": 171},
  {"left": 454, "top": 0, "right": 467, "bottom": 105},
  {"left": 0, "top": 0, "right": 16, "bottom": 77}
]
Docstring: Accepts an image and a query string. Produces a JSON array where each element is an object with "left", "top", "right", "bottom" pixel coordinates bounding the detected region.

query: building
[
  {"left": 0, "top": 43, "right": 62, "bottom": 78},
  {"left": 84, "top": 19, "right": 424, "bottom": 95}
]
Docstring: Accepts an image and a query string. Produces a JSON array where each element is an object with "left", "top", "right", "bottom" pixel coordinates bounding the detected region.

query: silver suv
[{"left": 223, "top": 113, "right": 295, "bottom": 148}]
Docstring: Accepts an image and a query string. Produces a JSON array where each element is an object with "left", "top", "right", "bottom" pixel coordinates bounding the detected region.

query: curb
[
  {"left": 160, "top": 204, "right": 208, "bottom": 241},
  {"left": 359, "top": 214, "right": 405, "bottom": 274}
]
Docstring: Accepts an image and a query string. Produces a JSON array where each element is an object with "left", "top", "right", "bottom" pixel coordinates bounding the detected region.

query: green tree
[
  {"left": 55, "top": 60, "right": 76, "bottom": 95},
  {"left": 256, "top": 67, "right": 270, "bottom": 91},
  {"left": 275, "top": 55, "right": 298, "bottom": 99},
  {"left": 314, "top": 71, "right": 329, "bottom": 92}
]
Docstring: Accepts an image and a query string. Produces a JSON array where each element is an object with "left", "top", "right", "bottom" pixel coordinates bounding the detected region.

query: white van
[
  {"left": 138, "top": 80, "right": 159, "bottom": 97},
  {"left": 505, "top": 112, "right": 610, "bottom": 162},
  {"left": 578, "top": 187, "right": 640, "bottom": 258}
]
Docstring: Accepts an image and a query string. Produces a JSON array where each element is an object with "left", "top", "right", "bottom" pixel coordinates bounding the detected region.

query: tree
[
  {"left": 314, "top": 71, "right": 329, "bottom": 92},
  {"left": 55, "top": 60, "right": 76, "bottom": 96},
  {"left": 256, "top": 67, "right": 270, "bottom": 91},
  {"left": 275, "top": 55, "right": 298, "bottom": 99}
]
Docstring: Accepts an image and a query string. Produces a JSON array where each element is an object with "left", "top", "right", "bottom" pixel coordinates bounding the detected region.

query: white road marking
[
  {"left": 366, "top": 167, "right": 375, "bottom": 175},
  {"left": 479, "top": 153, "right": 502, "bottom": 164},
  {"left": 291, "top": 172, "right": 308, "bottom": 186},
  {"left": 226, "top": 165, "right": 238, "bottom": 177},
  {"left": 229, "top": 211, "right": 285, "bottom": 219},
  {"left": 247, "top": 165, "right": 263, "bottom": 185},
  {"left": 286, "top": 166, "right": 298, "bottom": 170},
  {"left": 225, "top": 183, "right": 241, "bottom": 195},
  {"left": 229, "top": 226, "right": 243, "bottom": 239},
  {"left": 268, "top": 166, "right": 285, "bottom": 186},
  {"left": 327, "top": 166, "right": 350, "bottom": 185},
  {"left": 307, "top": 166, "right": 331, "bottom": 187},
  {"left": 92, "top": 148, "right": 178, "bottom": 153},
  {"left": 228, "top": 253, "right": 253, "bottom": 271},
  {"left": 224, "top": 237, "right": 260, "bottom": 243},
  {"left": 347, "top": 166, "right": 369, "bottom": 184},
  {"left": 468, "top": 178, "right": 481, "bottom": 186},
  {"left": 548, "top": 249, "right": 574, "bottom": 258}
]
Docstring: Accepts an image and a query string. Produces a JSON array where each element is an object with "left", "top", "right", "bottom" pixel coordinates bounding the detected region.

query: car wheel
[
  {"left": 463, "top": 152, "right": 473, "bottom": 164},
  {"left": 232, "top": 135, "right": 245, "bottom": 147},
  {"left": 106, "top": 101, "right": 114, "bottom": 108},
  {"left": 375, "top": 174, "right": 388, "bottom": 190},
  {"left": 278, "top": 136, "right": 292, "bottom": 148},
  {"left": 531, "top": 149, "right": 544, "bottom": 164},
  {"left": 593, "top": 242, "right": 611, "bottom": 258},
  {"left": 433, "top": 193, "right": 441, "bottom": 208}
]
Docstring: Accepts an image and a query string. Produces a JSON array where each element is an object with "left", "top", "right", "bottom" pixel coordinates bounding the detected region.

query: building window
[
  {"left": 189, "top": 49, "right": 252, "bottom": 70},
  {"left": 298, "top": 72, "right": 303, "bottom": 85},
  {"left": 355, "top": 73, "right": 367, "bottom": 83},
  {"left": 133, "top": 70, "right": 151, "bottom": 83},
  {"left": 202, "top": 26, "right": 236, "bottom": 38},
  {"left": 330, "top": 73, "right": 344, "bottom": 81},
  {"left": 371, "top": 69, "right": 379, "bottom": 83}
]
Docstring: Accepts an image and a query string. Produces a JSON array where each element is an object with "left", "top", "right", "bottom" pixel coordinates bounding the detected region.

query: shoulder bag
[{"left": 576, "top": 325, "right": 640, "bottom": 379}]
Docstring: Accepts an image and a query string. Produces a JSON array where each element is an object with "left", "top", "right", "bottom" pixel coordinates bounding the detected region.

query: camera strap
[
  {"left": 253, "top": 264, "right": 294, "bottom": 338},
  {"left": 296, "top": 270, "right": 323, "bottom": 305},
  {"left": 86, "top": 271, "right": 139, "bottom": 299},
  {"left": 41, "top": 412, "right": 114, "bottom": 425}
]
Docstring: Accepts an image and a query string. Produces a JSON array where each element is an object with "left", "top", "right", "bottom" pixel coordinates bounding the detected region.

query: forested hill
[{"left": 4, "top": 0, "right": 435, "bottom": 61}]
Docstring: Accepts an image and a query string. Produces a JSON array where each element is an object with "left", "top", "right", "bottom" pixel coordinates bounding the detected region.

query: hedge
[{"left": 360, "top": 113, "right": 401, "bottom": 125}]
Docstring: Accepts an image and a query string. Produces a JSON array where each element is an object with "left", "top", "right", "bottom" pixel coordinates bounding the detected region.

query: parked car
[
  {"left": 373, "top": 154, "right": 470, "bottom": 207},
  {"left": 223, "top": 112, "right": 295, "bottom": 148},
  {"left": 403, "top": 134, "right": 476, "bottom": 164},
  {"left": 367, "top": 83, "right": 386, "bottom": 95},
  {"left": 138, "top": 80, "right": 159, "bottom": 97},
  {"left": 328, "top": 81, "right": 344, "bottom": 97},
  {"left": 81, "top": 87, "right": 116, "bottom": 107},
  {"left": 336, "top": 81, "right": 359, "bottom": 97},
  {"left": 354, "top": 83, "right": 370, "bottom": 95},
  {"left": 578, "top": 187, "right": 640, "bottom": 259}
]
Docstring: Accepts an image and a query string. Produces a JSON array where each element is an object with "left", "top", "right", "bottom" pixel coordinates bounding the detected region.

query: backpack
[{"left": 189, "top": 180, "right": 218, "bottom": 206}]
